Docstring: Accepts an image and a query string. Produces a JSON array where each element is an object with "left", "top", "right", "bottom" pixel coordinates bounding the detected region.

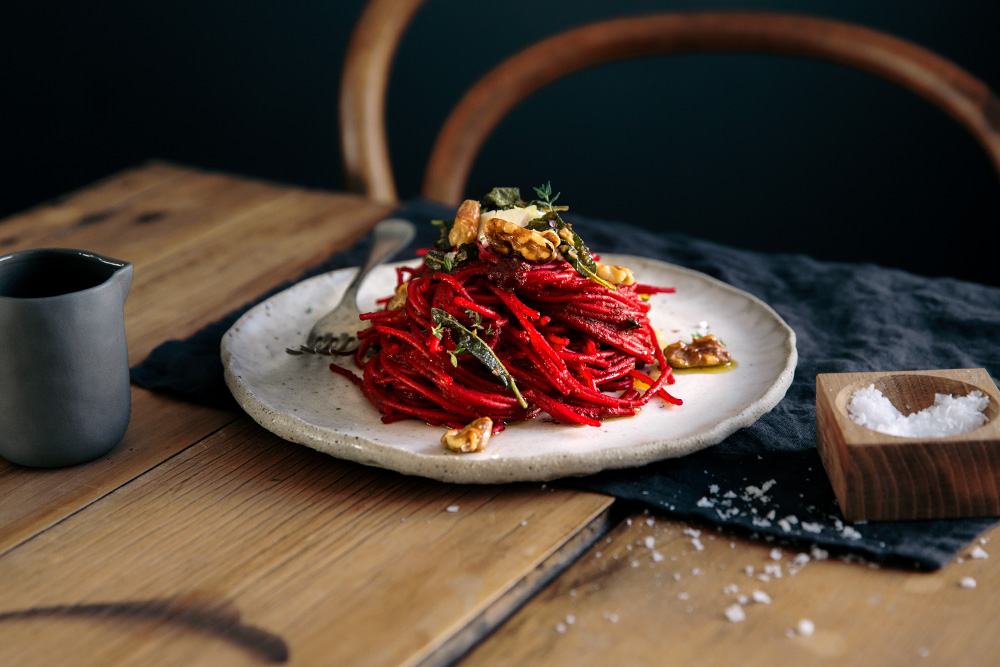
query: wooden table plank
[
  {"left": 0, "top": 165, "right": 395, "bottom": 554},
  {"left": 0, "top": 162, "right": 194, "bottom": 249},
  {"left": 0, "top": 164, "right": 620, "bottom": 666},
  {"left": 0, "top": 418, "right": 612, "bottom": 666},
  {"left": 459, "top": 513, "right": 1000, "bottom": 666},
  {"left": 3, "top": 162, "right": 393, "bottom": 363},
  {"left": 0, "top": 390, "right": 226, "bottom": 555}
]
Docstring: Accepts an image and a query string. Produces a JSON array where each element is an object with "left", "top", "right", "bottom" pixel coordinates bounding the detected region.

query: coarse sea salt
[
  {"left": 724, "top": 604, "right": 746, "bottom": 622},
  {"left": 847, "top": 385, "right": 989, "bottom": 438}
]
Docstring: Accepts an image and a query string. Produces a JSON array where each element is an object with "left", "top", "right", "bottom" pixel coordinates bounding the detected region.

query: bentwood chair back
[{"left": 338, "top": 0, "right": 1000, "bottom": 207}]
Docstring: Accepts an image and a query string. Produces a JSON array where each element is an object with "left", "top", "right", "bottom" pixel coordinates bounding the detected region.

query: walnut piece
[
  {"left": 483, "top": 218, "right": 560, "bottom": 261},
  {"left": 449, "top": 199, "right": 481, "bottom": 247},
  {"left": 663, "top": 334, "right": 731, "bottom": 368},
  {"left": 441, "top": 417, "right": 493, "bottom": 453},
  {"left": 386, "top": 282, "right": 408, "bottom": 310},
  {"left": 596, "top": 263, "right": 635, "bottom": 286}
]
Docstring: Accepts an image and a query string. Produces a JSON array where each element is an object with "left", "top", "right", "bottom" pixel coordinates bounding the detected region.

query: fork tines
[{"left": 285, "top": 333, "right": 359, "bottom": 356}]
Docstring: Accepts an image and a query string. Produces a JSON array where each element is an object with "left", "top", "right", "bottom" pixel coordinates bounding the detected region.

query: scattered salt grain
[
  {"left": 841, "top": 526, "right": 863, "bottom": 541},
  {"left": 752, "top": 590, "right": 772, "bottom": 604},
  {"left": 446, "top": 505, "right": 459, "bottom": 513},
  {"left": 970, "top": 545, "right": 989, "bottom": 559},
  {"left": 645, "top": 536, "right": 656, "bottom": 549},
  {"left": 959, "top": 577, "right": 978, "bottom": 589},
  {"left": 847, "top": 385, "right": 989, "bottom": 437},
  {"left": 725, "top": 604, "right": 746, "bottom": 622},
  {"left": 555, "top": 623, "right": 567, "bottom": 634},
  {"left": 769, "top": 548, "right": 783, "bottom": 561},
  {"left": 796, "top": 619, "right": 815, "bottom": 636}
]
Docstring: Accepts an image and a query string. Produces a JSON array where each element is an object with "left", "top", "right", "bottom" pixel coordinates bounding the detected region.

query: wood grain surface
[
  {"left": 2, "top": 164, "right": 998, "bottom": 666},
  {"left": 460, "top": 513, "right": 1000, "bottom": 667},
  {"left": 0, "top": 164, "right": 614, "bottom": 666}
]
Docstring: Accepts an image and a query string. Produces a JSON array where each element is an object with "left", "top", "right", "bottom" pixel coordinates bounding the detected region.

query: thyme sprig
[
  {"left": 532, "top": 182, "right": 561, "bottom": 211},
  {"left": 527, "top": 182, "right": 614, "bottom": 290}
]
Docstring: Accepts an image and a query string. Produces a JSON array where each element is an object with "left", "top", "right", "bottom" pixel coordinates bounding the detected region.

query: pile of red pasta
[{"left": 328, "top": 185, "right": 681, "bottom": 446}]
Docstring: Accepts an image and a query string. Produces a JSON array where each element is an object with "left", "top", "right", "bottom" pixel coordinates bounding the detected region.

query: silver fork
[{"left": 286, "top": 217, "right": 416, "bottom": 356}]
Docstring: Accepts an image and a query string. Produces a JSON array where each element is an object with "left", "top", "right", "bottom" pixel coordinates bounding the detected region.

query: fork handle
[{"left": 341, "top": 218, "right": 416, "bottom": 307}]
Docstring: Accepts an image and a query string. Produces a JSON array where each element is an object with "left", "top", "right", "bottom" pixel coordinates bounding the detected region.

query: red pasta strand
[{"left": 330, "top": 243, "right": 678, "bottom": 430}]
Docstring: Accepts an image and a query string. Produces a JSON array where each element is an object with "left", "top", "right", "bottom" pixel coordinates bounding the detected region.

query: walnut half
[
  {"left": 441, "top": 417, "right": 493, "bottom": 453},
  {"left": 449, "top": 199, "right": 481, "bottom": 247},
  {"left": 483, "top": 218, "right": 560, "bottom": 262},
  {"left": 663, "top": 334, "right": 731, "bottom": 368}
]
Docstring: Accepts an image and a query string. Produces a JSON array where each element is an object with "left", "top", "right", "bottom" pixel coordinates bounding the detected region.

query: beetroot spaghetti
[{"left": 328, "top": 185, "right": 681, "bottom": 443}]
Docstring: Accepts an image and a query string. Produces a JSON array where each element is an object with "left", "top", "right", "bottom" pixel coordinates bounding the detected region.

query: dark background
[{"left": 5, "top": 1, "right": 999, "bottom": 285}]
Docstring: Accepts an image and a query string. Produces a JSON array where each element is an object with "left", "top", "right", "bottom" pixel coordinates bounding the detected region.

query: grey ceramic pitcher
[{"left": 0, "top": 248, "right": 133, "bottom": 467}]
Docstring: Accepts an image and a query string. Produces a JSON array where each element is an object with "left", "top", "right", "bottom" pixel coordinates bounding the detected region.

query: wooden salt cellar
[{"left": 815, "top": 368, "right": 1000, "bottom": 521}]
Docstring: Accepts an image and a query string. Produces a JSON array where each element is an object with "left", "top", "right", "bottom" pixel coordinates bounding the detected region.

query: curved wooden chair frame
[{"left": 340, "top": 2, "right": 1000, "bottom": 205}]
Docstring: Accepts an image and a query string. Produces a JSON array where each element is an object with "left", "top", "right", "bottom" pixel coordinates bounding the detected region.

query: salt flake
[{"left": 725, "top": 604, "right": 746, "bottom": 622}]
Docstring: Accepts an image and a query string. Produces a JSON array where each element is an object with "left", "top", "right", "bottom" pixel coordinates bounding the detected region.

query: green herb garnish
[
  {"left": 532, "top": 182, "right": 561, "bottom": 211},
  {"left": 431, "top": 219, "right": 454, "bottom": 251},
  {"left": 453, "top": 241, "right": 480, "bottom": 265},
  {"left": 480, "top": 187, "right": 521, "bottom": 210},
  {"left": 431, "top": 308, "right": 527, "bottom": 408},
  {"left": 527, "top": 182, "right": 615, "bottom": 289},
  {"left": 424, "top": 249, "right": 454, "bottom": 273}
]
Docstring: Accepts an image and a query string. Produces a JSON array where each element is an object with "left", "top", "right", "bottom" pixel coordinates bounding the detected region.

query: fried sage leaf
[
  {"left": 480, "top": 187, "right": 521, "bottom": 211},
  {"left": 430, "top": 308, "right": 527, "bottom": 408},
  {"left": 431, "top": 218, "right": 455, "bottom": 251},
  {"left": 424, "top": 242, "right": 480, "bottom": 273},
  {"left": 424, "top": 249, "right": 453, "bottom": 273},
  {"left": 453, "top": 241, "right": 480, "bottom": 265}
]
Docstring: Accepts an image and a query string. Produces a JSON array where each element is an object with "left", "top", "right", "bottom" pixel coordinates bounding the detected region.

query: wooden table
[{"left": 1, "top": 163, "right": 997, "bottom": 666}]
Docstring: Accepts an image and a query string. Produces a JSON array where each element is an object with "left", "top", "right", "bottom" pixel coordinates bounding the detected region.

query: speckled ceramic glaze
[
  {"left": 222, "top": 255, "right": 797, "bottom": 483},
  {"left": 0, "top": 248, "right": 133, "bottom": 467}
]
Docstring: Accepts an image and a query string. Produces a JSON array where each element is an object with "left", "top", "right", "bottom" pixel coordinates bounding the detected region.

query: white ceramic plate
[{"left": 222, "top": 255, "right": 797, "bottom": 483}]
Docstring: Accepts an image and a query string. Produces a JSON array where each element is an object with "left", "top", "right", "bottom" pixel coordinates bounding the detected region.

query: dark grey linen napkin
[{"left": 131, "top": 199, "right": 1000, "bottom": 569}]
